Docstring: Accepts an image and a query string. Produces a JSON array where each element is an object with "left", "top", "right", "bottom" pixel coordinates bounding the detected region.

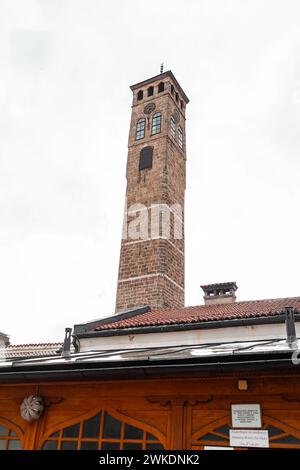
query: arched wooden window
[
  {"left": 0, "top": 418, "right": 23, "bottom": 450},
  {"left": 170, "top": 115, "right": 176, "bottom": 138},
  {"left": 192, "top": 415, "right": 300, "bottom": 449},
  {"left": 151, "top": 112, "right": 162, "bottom": 135},
  {"left": 147, "top": 86, "right": 154, "bottom": 97},
  {"left": 135, "top": 118, "right": 146, "bottom": 140},
  {"left": 178, "top": 126, "right": 183, "bottom": 148},
  {"left": 158, "top": 82, "right": 164, "bottom": 93},
  {"left": 137, "top": 90, "right": 143, "bottom": 101},
  {"left": 41, "top": 408, "right": 165, "bottom": 450}
]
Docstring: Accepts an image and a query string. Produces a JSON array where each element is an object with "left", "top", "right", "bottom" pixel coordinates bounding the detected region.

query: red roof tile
[
  {"left": 95, "top": 297, "right": 300, "bottom": 331},
  {"left": 0, "top": 343, "right": 62, "bottom": 359}
]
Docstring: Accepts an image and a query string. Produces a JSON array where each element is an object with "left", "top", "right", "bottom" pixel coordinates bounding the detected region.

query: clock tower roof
[{"left": 130, "top": 70, "right": 189, "bottom": 104}]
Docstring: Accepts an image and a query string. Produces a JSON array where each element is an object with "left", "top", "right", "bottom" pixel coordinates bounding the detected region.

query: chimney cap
[
  {"left": 201, "top": 281, "right": 238, "bottom": 293},
  {"left": 201, "top": 282, "right": 238, "bottom": 306}
]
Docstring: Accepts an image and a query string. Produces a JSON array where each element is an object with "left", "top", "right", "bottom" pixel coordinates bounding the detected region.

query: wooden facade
[{"left": 2, "top": 369, "right": 300, "bottom": 450}]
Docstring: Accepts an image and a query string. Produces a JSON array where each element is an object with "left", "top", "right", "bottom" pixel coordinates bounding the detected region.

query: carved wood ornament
[{"left": 20, "top": 395, "right": 44, "bottom": 422}]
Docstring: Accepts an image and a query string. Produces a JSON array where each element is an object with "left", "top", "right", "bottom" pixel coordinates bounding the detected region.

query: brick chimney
[{"left": 201, "top": 282, "right": 238, "bottom": 306}]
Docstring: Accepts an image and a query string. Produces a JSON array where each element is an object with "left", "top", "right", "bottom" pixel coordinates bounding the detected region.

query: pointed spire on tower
[{"left": 160, "top": 62, "right": 164, "bottom": 74}]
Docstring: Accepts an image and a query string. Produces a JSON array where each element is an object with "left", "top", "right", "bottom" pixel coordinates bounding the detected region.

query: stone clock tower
[{"left": 115, "top": 70, "right": 189, "bottom": 312}]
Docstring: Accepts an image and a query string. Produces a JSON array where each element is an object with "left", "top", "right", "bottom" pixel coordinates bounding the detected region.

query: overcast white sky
[{"left": 1, "top": 0, "right": 300, "bottom": 344}]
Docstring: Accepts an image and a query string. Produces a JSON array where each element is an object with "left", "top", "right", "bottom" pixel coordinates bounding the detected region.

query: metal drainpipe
[
  {"left": 285, "top": 306, "right": 297, "bottom": 348},
  {"left": 61, "top": 328, "right": 72, "bottom": 358}
]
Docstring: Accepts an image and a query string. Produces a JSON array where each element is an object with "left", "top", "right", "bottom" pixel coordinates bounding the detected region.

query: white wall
[{"left": 79, "top": 321, "right": 298, "bottom": 352}]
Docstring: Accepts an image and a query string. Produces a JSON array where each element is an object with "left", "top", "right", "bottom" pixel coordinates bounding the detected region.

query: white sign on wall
[
  {"left": 204, "top": 446, "right": 234, "bottom": 450},
  {"left": 229, "top": 429, "right": 269, "bottom": 448},
  {"left": 231, "top": 404, "right": 262, "bottom": 428}
]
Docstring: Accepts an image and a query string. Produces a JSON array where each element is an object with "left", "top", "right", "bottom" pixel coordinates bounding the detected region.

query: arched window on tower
[
  {"left": 147, "top": 86, "right": 154, "bottom": 97},
  {"left": 178, "top": 126, "right": 183, "bottom": 149},
  {"left": 158, "top": 82, "right": 164, "bottom": 93},
  {"left": 170, "top": 115, "right": 176, "bottom": 138},
  {"left": 137, "top": 90, "right": 143, "bottom": 101},
  {"left": 180, "top": 100, "right": 184, "bottom": 110},
  {"left": 151, "top": 112, "right": 162, "bottom": 135},
  {"left": 135, "top": 118, "right": 146, "bottom": 140},
  {"left": 171, "top": 85, "right": 175, "bottom": 96},
  {"left": 175, "top": 92, "right": 179, "bottom": 103}
]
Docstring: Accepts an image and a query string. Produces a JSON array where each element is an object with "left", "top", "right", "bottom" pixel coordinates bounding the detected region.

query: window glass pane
[
  {"left": 146, "top": 443, "right": 164, "bottom": 450},
  {"left": 7, "top": 440, "right": 22, "bottom": 450},
  {"left": 62, "top": 423, "right": 80, "bottom": 438},
  {"left": 199, "top": 433, "right": 227, "bottom": 442},
  {"left": 0, "top": 425, "right": 8, "bottom": 437},
  {"left": 9, "top": 431, "right": 17, "bottom": 437},
  {"left": 152, "top": 113, "right": 161, "bottom": 135},
  {"left": 102, "top": 413, "right": 122, "bottom": 439},
  {"left": 124, "top": 423, "right": 143, "bottom": 440},
  {"left": 82, "top": 413, "right": 101, "bottom": 438},
  {"left": 101, "top": 441, "right": 120, "bottom": 450},
  {"left": 136, "top": 119, "right": 146, "bottom": 140},
  {"left": 214, "top": 425, "right": 230, "bottom": 436},
  {"left": 268, "top": 426, "right": 285, "bottom": 437},
  {"left": 43, "top": 440, "right": 58, "bottom": 450},
  {"left": 146, "top": 432, "right": 158, "bottom": 441},
  {"left": 178, "top": 127, "right": 183, "bottom": 148},
  {"left": 80, "top": 441, "right": 99, "bottom": 450},
  {"left": 273, "top": 435, "right": 300, "bottom": 444},
  {"left": 123, "top": 442, "right": 143, "bottom": 450},
  {"left": 0, "top": 440, "right": 7, "bottom": 450},
  {"left": 170, "top": 116, "right": 176, "bottom": 137},
  {"left": 49, "top": 431, "right": 60, "bottom": 438},
  {"left": 61, "top": 441, "right": 78, "bottom": 450}
]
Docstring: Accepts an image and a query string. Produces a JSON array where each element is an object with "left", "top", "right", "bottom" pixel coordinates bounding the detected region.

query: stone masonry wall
[{"left": 115, "top": 72, "right": 187, "bottom": 312}]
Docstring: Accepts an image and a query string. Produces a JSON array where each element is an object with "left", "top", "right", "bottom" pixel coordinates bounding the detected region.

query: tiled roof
[
  {"left": 0, "top": 342, "right": 62, "bottom": 359},
  {"left": 94, "top": 297, "right": 300, "bottom": 331}
]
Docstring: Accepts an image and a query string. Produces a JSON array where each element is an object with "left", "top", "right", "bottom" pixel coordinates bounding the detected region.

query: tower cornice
[{"left": 130, "top": 70, "right": 189, "bottom": 104}]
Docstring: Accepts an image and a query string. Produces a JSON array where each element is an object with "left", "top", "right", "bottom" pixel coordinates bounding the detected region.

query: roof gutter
[{"left": 0, "top": 351, "right": 298, "bottom": 383}]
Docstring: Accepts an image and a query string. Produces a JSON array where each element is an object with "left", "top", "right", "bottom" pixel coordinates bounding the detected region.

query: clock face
[
  {"left": 174, "top": 109, "right": 180, "bottom": 124},
  {"left": 144, "top": 103, "right": 156, "bottom": 115}
]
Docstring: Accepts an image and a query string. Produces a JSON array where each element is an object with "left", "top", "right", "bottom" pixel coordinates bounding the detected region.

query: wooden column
[{"left": 169, "top": 400, "right": 185, "bottom": 450}]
